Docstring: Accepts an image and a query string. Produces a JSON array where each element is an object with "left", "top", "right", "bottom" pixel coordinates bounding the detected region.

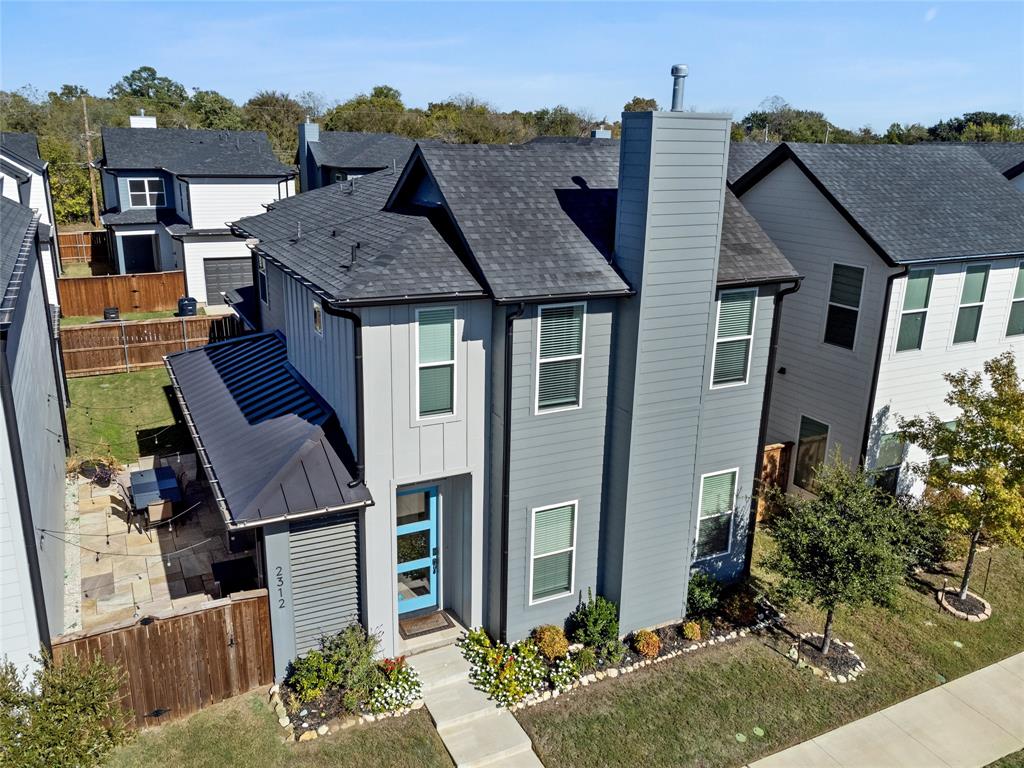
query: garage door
[{"left": 203, "top": 257, "right": 252, "bottom": 305}]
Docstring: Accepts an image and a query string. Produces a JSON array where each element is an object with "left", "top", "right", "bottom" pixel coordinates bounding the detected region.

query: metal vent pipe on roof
[{"left": 670, "top": 64, "right": 688, "bottom": 111}]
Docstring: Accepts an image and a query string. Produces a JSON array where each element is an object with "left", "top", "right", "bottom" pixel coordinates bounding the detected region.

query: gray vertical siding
[
  {"left": 502, "top": 299, "right": 614, "bottom": 641},
  {"left": 259, "top": 260, "right": 287, "bottom": 333}
]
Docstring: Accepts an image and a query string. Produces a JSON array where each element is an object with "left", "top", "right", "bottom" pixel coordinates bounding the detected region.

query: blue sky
[{"left": 2, "top": 2, "right": 1021, "bottom": 129}]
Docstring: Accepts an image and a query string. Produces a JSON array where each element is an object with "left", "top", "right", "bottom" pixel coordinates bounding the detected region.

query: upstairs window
[
  {"left": 695, "top": 469, "right": 737, "bottom": 559},
  {"left": 794, "top": 416, "right": 829, "bottom": 491},
  {"left": 536, "top": 304, "right": 585, "bottom": 412},
  {"left": 257, "top": 256, "right": 269, "bottom": 305},
  {"left": 312, "top": 301, "right": 323, "bottom": 336},
  {"left": 127, "top": 178, "right": 166, "bottom": 208},
  {"left": 712, "top": 290, "right": 756, "bottom": 387},
  {"left": 896, "top": 269, "right": 934, "bottom": 351},
  {"left": 823, "top": 264, "right": 864, "bottom": 349},
  {"left": 953, "top": 265, "right": 989, "bottom": 344},
  {"left": 1007, "top": 262, "right": 1024, "bottom": 337},
  {"left": 417, "top": 307, "right": 455, "bottom": 419},
  {"left": 530, "top": 501, "right": 576, "bottom": 603}
]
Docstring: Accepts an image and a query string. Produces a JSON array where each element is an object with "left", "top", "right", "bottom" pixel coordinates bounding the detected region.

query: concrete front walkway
[
  {"left": 409, "top": 645, "right": 543, "bottom": 768},
  {"left": 749, "top": 652, "right": 1024, "bottom": 768}
]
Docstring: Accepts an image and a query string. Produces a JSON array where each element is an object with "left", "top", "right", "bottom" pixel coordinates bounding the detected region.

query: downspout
[
  {"left": 36, "top": 231, "right": 70, "bottom": 453},
  {"left": 0, "top": 335, "right": 52, "bottom": 656},
  {"left": 860, "top": 266, "right": 910, "bottom": 464},
  {"left": 499, "top": 302, "right": 526, "bottom": 643},
  {"left": 323, "top": 303, "right": 365, "bottom": 487},
  {"left": 743, "top": 279, "right": 800, "bottom": 575}
]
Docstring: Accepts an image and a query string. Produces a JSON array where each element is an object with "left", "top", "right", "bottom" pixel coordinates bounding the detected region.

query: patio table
[{"left": 130, "top": 466, "right": 182, "bottom": 528}]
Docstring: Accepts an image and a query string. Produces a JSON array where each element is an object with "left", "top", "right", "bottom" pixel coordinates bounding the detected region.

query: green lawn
[
  {"left": 989, "top": 751, "right": 1024, "bottom": 768},
  {"left": 67, "top": 369, "right": 190, "bottom": 463},
  {"left": 517, "top": 540, "right": 1024, "bottom": 768},
  {"left": 105, "top": 695, "right": 453, "bottom": 768},
  {"left": 61, "top": 309, "right": 196, "bottom": 326}
]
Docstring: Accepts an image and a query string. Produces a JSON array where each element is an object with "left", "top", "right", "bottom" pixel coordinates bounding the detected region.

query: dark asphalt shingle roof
[
  {"left": 0, "top": 132, "right": 43, "bottom": 169},
  {"left": 101, "top": 128, "right": 294, "bottom": 177},
  {"left": 966, "top": 142, "right": 1024, "bottom": 179},
  {"left": 308, "top": 131, "right": 416, "bottom": 172},
  {"left": 719, "top": 190, "right": 800, "bottom": 286},
  {"left": 728, "top": 142, "right": 778, "bottom": 184},
  {"left": 166, "top": 331, "right": 371, "bottom": 527},
  {"left": 1, "top": 197, "right": 38, "bottom": 327},
  {"left": 733, "top": 142, "right": 1024, "bottom": 263},
  {"left": 233, "top": 170, "right": 484, "bottom": 304},
  {"left": 100, "top": 206, "right": 190, "bottom": 234}
]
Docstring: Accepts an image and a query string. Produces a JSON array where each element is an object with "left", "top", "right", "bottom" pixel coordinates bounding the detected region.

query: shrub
[
  {"left": 548, "top": 656, "right": 580, "bottom": 692},
  {"left": 368, "top": 657, "right": 422, "bottom": 714},
  {"left": 682, "top": 621, "right": 702, "bottom": 641},
  {"left": 686, "top": 570, "right": 722, "bottom": 618},
  {"left": 287, "top": 624, "right": 382, "bottom": 710},
  {"left": 531, "top": 625, "right": 569, "bottom": 661},
  {"left": 460, "top": 632, "right": 546, "bottom": 706},
  {"left": 597, "top": 639, "right": 627, "bottom": 666},
  {"left": 573, "top": 646, "right": 597, "bottom": 674},
  {"left": 632, "top": 629, "right": 660, "bottom": 659},
  {"left": 699, "top": 617, "right": 713, "bottom": 640},
  {"left": 287, "top": 648, "right": 339, "bottom": 703},
  {"left": 902, "top": 495, "right": 966, "bottom": 571},
  {"left": 1, "top": 654, "right": 132, "bottom": 768},
  {"left": 720, "top": 581, "right": 759, "bottom": 626},
  {"left": 568, "top": 589, "right": 619, "bottom": 647},
  {"left": 460, "top": 627, "right": 493, "bottom": 666}
]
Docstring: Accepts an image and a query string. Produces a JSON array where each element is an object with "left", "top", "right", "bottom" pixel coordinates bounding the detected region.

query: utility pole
[
  {"left": 825, "top": 125, "right": 831, "bottom": 144},
  {"left": 81, "top": 96, "right": 101, "bottom": 228}
]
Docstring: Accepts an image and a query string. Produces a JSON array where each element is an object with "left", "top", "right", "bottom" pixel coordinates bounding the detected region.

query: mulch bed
[
  {"left": 281, "top": 685, "right": 351, "bottom": 734},
  {"left": 943, "top": 591, "right": 986, "bottom": 616},
  {"left": 789, "top": 633, "right": 865, "bottom": 683}
]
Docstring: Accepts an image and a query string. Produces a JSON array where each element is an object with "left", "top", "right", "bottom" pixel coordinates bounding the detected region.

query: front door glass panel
[{"left": 396, "top": 486, "right": 438, "bottom": 614}]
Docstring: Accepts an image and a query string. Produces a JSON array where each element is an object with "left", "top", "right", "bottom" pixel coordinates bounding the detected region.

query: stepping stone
[
  {"left": 409, "top": 645, "right": 471, "bottom": 692},
  {"left": 426, "top": 680, "right": 499, "bottom": 732},
  {"left": 440, "top": 709, "right": 534, "bottom": 768}
]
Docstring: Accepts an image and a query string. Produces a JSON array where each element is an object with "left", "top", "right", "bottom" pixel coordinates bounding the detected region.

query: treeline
[{"left": 1, "top": 67, "right": 1021, "bottom": 223}]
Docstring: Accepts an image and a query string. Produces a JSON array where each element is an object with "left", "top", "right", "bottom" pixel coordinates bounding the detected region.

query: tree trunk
[
  {"left": 959, "top": 527, "right": 982, "bottom": 600},
  {"left": 821, "top": 608, "right": 835, "bottom": 656}
]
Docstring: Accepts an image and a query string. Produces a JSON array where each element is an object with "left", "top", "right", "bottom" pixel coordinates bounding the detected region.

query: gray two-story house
[
  {"left": 167, "top": 103, "right": 799, "bottom": 676},
  {"left": 296, "top": 121, "right": 415, "bottom": 191}
]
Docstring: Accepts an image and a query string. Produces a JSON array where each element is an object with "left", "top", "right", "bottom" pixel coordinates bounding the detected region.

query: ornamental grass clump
[
  {"left": 573, "top": 646, "right": 597, "bottom": 674},
  {"left": 368, "top": 657, "right": 422, "bottom": 713},
  {"left": 632, "top": 629, "right": 660, "bottom": 659},
  {"left": 531, "top": 625, "right": 569, "bottom": 661}
]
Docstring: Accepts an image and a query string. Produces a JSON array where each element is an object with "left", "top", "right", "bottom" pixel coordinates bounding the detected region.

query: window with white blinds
[
  {"left": 712, "top": 290, "right": 756, "bottom": 387},
  {"left": 695, "top": 470, "right": 737, "bottom": 559},
  {"left": 536, "top": 304, "right": 585, "bottom": 412},
  {"left": 824, "top": 264, "right": 864, "bottom": 350},
  {"left": 416, "top": 307, "right": 455, "bottom": 419},
  {"left": 530, "top": 501, "right": 576, "bottom": 603}
]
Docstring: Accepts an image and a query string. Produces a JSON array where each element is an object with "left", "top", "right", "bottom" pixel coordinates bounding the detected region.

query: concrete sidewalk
[{"left": 749, "top": 652, "right": 1024, "bottom": 768}]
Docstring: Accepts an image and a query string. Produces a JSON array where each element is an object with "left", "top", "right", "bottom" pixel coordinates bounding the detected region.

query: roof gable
[
  {"left": 101, "top": 127, "right": 294, "bottom": 177},
  {"left": 0, "top": 132, "right": 43, "bottom": 171}
]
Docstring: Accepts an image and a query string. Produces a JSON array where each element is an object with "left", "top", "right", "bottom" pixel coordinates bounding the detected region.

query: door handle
[{"left": 432, "top": 547, "right": 438, "bottom": 574}]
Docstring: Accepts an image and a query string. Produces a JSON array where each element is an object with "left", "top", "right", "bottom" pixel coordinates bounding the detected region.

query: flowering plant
[
  {"left": 459, "top": 629, "right": 546, "bottom": 706},
  {"left": 368, "top": 656, "right": 422, "bottom": 713},
  {"left": 548, "top": 655, "right": 580, "bottom": 692}
]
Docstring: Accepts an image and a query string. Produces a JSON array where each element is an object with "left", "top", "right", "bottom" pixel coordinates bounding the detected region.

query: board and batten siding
[
  {"left": 502, "top": 299, "right": 613, "bottom": 642},
  {"left": 115, "top": 171, "right": 176, "bottom": 211},
  {"left": 181, "top": 236, "right": 251, "bottom": 304},
  {"left": 738, "top": 159, "right": 901, "bottom": 482},
  {"left": 602, "top": 111, "right": 731, "bottom": 634},
  {"left": 186, "top": 177, "right": 293, "bottom": 230},
  {"left": 871, "top": 257, "right": 1024, "bottom": 489},
  {"left": 258, "top": 259, "right": 288, "bottom": 333}
]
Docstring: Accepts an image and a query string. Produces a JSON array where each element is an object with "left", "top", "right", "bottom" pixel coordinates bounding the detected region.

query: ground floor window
[
  {"left": 695, "top": 469, "right": 738, "bottom": 559},
  {"left": 874, "top": 433, "right": 906, "bottom": 495},
  {"left": 530, "top": 501, "right": 576, "bottom": 603},
  {"left": 794, "top": 416, "right": 829, "bottom": 491}
]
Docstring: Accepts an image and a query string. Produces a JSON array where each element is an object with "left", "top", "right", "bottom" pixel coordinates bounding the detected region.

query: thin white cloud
[{"left": 924, "top": 7, "right": 939, "bottom": 23}]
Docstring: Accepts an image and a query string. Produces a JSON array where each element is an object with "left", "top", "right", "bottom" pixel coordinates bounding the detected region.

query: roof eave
[{"left": 715, "top": 274, "right": 804, "bottom": 289}]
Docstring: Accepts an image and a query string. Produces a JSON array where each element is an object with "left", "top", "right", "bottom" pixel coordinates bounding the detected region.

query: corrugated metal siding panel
[{"left": 288, "top": 511, "right": 361, "bottom": 654}]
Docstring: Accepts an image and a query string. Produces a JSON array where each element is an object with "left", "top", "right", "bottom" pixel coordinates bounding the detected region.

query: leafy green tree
[
  {"left": 242, "top": 90, "right": 305, "bottom": 160},
  {"left": 763, "top": 456, "right": 910, "bottom": 655},
  {"left": 323, "top": 84, "right": 407, "bottom": 134},
  {"left": 427, "top": 96, "right": 530, "bottom": 144},
  {"left": 898, "top": 352, "right": 1024, "bottom": 601},
  {"left": 108, "top": 66, "right": 187, "bottom": 108},
  {"left": 39, "top": 136, "right": 91, "bottom": 223},
  {"left": 189, "top": 89, "right": 243, "bottom": 130},
  {"left": 524, "top": 105, "right": 595, "bottom": 137},
  {"left": 0, "top": 87, "right": 46, "bottom": 132},
  {"left": 624, "top": 96, "right": 659, "bottom": 112}
]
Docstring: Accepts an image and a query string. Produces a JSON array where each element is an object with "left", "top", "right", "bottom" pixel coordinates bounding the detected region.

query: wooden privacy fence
[
  {"left": 53, "top": 591, "right": 274, "bottom": 727},
  {"left": 59, "top": 270, "right": 186, "bottom": 316},
  {"left": 58, "top": 229, "right": 109, "bottom": 265},
  {"left": 61, "top": 314, "right": 242, "bottom": 377},
  {"left": 757, "top": 441, "right": 793, "bottom": 521}
]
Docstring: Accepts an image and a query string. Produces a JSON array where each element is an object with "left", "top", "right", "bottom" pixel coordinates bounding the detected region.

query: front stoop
[{"left": 410, "top": 646, "right": 544, "bottom": 768}]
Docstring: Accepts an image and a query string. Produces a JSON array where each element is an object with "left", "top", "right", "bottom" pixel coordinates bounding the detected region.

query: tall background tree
[{"left": 242, "top": 91, "right": 305, "bottom": 161}]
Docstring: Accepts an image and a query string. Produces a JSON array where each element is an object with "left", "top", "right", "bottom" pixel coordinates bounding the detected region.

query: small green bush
[
  {"left": 632, "top": 629, "right": 660, "bottom": 659},
  {"left": 568, "top": 589, "right": 619, "bottom": 647},
  {"left": 682, "top": 621, "right": 702, "bottom": 641},
  {"left": 531, "top": 625, "right": 569, "bottom": 661},
  {"left": 598, "top": 639, "right": 627, "bottom": 666},
  {"left": 686, "top": 570, "right": 722, "bottom": 617},
  {"left": 548, "top": 656, "right": 579, "bottom": 692},
  {"left": 573, "top": 646, "right": 597, "bottom": 674},
  {"left": 286, "top": 624, "right": 382, "bottom": 710},
  {"left": 287, "top": 648, "right": 339, "bottom": 703}
]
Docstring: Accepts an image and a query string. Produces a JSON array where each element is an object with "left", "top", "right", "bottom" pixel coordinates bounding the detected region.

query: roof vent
[
  {"left": 591, "top": 128, "right": 612, "bottom": 139},
  {"left": 129, "top": 110, "right": 158, "bottom": 129},
  {"left": 670, "top": 64, "right": 688, "bottom": 112}
]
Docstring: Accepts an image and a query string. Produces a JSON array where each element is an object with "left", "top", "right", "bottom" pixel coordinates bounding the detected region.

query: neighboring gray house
[
  {"left": 296, "top": 121, "right": 415, "bottom": 191},
  {"left": 98, "top": 121, "right": 295, "bottom": 305},
  {"left": 167, "top": 104, "right": 799, "bottom": 676},
  {"left": 0, "top": 197, "right": 68, "bottom": 672},
  {"left": 730, "top": 142, "right": 1024, "bottom": 497},
  {"left": 968, "top": 142, "right": 1024, "bottom": 192}
]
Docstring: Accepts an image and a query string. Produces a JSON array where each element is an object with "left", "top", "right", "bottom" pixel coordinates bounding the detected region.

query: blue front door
[{"left": 396, "top": 486, "right": 438, "bottom": 615}]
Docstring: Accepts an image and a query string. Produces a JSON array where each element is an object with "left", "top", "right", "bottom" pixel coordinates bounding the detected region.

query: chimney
[
  {"left": 297, "top": 120, "right": 321, "bottom": 193},
  {"left": 600, "top": 65, "right": 732, "bottom": 633},
  {"left": 129, "top": 109, "right": 157, "bottom": 129},
  {"left": 590, "top": 127, "right": 612, "bottom": 139},
  {"left": 670, "top": 64, "right": 688, "bottom": 111}
]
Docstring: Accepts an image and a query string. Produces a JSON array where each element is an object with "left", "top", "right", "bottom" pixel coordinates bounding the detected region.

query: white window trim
[
  {"left": 257, "top": 256, "right": 270, "bottom": 307},
  {"left": 528, "top": 499, "right": 578, "bottom": 606},
  {"left": 950, "top": 262, "right": 991, "bottom": 346},
  {"left": 534, "top": 301, "right": 586, "bottom": 415},
  {"left": 1004, "top": 259, "right": 1024, "bottom": 339},
  {"left": 312, "top": 300, "right": 323, "bottom": 337},
  {"left": 127, "top": 177, "right": 166, "bottom": 208},
  {"left": 793, "top": 413, "right": 830, "bottom": 492},
  {"left": 822, "top": 262, "right": 865, "bottom": 350},
  {"left": 693, "top": 468, "right": 739, "bottom": 561},
  {"left": 894, "top": 268, "right": 934, "bottom": 354},
  {"left": 414, "top": 306, "right": 457, "bottom": 421},
  {"left": 710, "top": 289, "right": 757, "bottom": 389}
]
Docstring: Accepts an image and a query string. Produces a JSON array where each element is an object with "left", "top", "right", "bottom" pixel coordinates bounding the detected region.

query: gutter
[
  {"left": 743, "top": 278, "right": 800, "bottom": 575},
  {"left": 499, "top": 301, "right": 526, "bottom": 643},
  {"left": 860, "top": 265, "right": 910, "bottom": 464},
  {"left": 322, "top": 303, "right": 366, "bottom": 488}
]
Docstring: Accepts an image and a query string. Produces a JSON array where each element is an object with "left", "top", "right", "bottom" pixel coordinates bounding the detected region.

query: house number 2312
[{"left": 275, "top": 566, "right": 287, "bottom": 609}]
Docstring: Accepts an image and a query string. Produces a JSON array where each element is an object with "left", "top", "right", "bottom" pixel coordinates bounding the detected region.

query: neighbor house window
[
  {"left": 416, "top": 307, "right": 455, "bottom": 419},
  {"left": 896, "top": 269, "right": 934, "bottom": 351},
  {"left": 312, "top": 301, "right": 323, "bottom": 335},
  {"left": 823, "top": 264, "right": 864, "bottom": 349},
  {"left": 127, "top": 178, "right": 165, "bottom": 207},
  {"left": 875, "top": 433, "right": 905, "bottom": 495},
  {"left": 953, "top": 265, "right": 989, "bottom": 344},
  {"left": 695, "top": 469, "right": 737, "bottom": 559},
  {"left": 794, "top": 416, "right": 829, "bottom": 491},
  {"left": 530, "top": 501, "right": 576, "bottom": 603},
  {"left": 536, "top": 303, "right": 585, "bottom": 412},
  {"left": 712, "top": 290, "right": 756, "bottom": 387},
  {"left": 1007, "top": 262, "right": 1024, "bottom": 337},
  {"left": 257, "top": 256, "right": 269, "bottom": 305}
]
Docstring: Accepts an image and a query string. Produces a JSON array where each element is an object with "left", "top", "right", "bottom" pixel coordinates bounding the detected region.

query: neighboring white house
[
  {"left": 730, "top": 142, "right": 1024, "bottom": 495},
  {"left": 97, "top": 120, "right": 296, "bottom": 306}
]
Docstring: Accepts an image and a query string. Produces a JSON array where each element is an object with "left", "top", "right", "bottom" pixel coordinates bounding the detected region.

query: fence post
[
  {"left": 181, "top": 316, "right": 188, "bottom": 352},
  {"left": 121, "top": 320, "right": 130, "bottom": 373}
]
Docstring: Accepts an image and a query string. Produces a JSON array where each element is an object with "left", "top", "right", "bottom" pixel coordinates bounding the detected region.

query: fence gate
[
  {"left": 51, "top": 591, "right": 273, "bottom": 727},
  {"left": 757, "top": 441, "right": 793, "bottom": 521}
]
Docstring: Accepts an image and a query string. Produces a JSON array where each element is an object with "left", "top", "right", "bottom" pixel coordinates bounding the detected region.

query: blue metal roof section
[{"left": 166, "top": 331, "right": 371, "bottom": 528}]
